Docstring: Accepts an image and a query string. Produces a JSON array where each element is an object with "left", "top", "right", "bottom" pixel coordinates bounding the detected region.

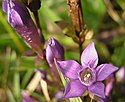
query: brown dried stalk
[
  {"left": 67, "top": 0, "right": 85, "bottom": 54},
  {"left": 67, "top": 0, "right": 84, "bottom": 35}
]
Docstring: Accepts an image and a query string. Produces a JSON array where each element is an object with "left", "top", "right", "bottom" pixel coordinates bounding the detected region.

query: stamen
[{"left": 79, "top": 68, "right": 96, "bottom": 86}]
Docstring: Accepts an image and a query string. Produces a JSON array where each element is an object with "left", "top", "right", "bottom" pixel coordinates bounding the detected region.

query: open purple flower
[
  {"left": 56, "top": 42, "right": 118, "bottom": 98},
  {"left": 2, "top": 0, "right": 43, "bottom": 58}
]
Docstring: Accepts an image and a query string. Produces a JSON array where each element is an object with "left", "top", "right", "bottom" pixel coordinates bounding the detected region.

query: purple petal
[
  {"left": 46, "top": 38, "right": 64, "bottom": 67},
  {"left": 55, "top": 91, "right": 64, "bottom": 100},
  {"left": 56, "top": 60, "right": 82, "bottom": 79},
  {"left": 9, "top": 9, "right": 24, "bottom": 27},
  {"left": 22, "top": 91, "right": 36, "bottom": 102},
  {"left": 2, "top": 0, "right": 8, "bottom": 13},
  {"left": 105, "top": 74, "right": 114, "bottom": 96},
  {"left": 8, "top": 1, "right": 31, "bottom": 27},
  {"left": 64, "top": 79, "right": 87, "bottom": 98},
  {"left": 81, "top": 42, "right": 98, "bottom": 68},
  {"left": 46, "top": 45, "right": 55, "bottom": 66},
  {"left": 88, "top": 82, "right": 105, "bottom": 98},
  {"left": 103, "top": 96, "right": 109, "bottom": 102},
  {"left": 50, "top": 38, "right": 64, "bottom": 59},
  {"left": 96, "top": 64, "right": 118, "bottom": 81}
]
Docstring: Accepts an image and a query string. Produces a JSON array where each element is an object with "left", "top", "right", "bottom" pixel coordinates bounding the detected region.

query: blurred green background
[{"left": 0, "top": 0, "right": 125, "bottom": 102}]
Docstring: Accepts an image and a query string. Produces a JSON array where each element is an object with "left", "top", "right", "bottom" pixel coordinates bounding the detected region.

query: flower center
[{"left": 79, "top": 68, "right": 96, "bottom": 86}]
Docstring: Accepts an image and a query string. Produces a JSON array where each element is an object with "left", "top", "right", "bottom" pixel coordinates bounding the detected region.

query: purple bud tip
[{"left": 46, "top": 37, "right": 64, "bottom": 66}]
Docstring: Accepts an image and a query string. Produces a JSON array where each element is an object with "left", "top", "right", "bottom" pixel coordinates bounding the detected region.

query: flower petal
[
  {"left": 22, "top": 91, "right": 36, "bottom": 102},
  {"left": 9, "top": 1, "right": 31, "bottom": 27},
  {"left": 9, "top": 8, "right": 24, "bottom": 27},
  {"left": 50, "top": 38, "right": 64, "bottom": 60},
  {"left": 46, "top": 45, "right": 55, "bottom": 66},
  {"left": 56, "top": 60, "right": 82, "bottom": 79},
  {"left": 81, "top": 42, "right": 98, "bottom": 68},
  {"left": 105, "top": 74, "right": 114, "bottom": 96},
  {"left": 46, "top": 38, "right": 64, "bottom": 67},
  {"left": 96, "top": 64, "right": 118, "bottom": 81},
  {"left": 64, "top": 79, "right": 87, "bottom": 98},
  {"left": 2, "top": 0, "right": 8, "bottom": 13},
  {"left": 88, "top": 82, "right": 105, "bottom": 98}
]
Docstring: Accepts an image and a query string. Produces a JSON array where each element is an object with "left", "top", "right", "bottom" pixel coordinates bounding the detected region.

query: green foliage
[
  {"left": 116, "top": 0, "right": 125, "bottom": 10},
  {"left": 111, "top": 43, "right": 125, "bottom": 67},
  {"left": 110, "top": 35, "right": 125, "bottom": 67},
  {"left": 81, "top": 0, "right": 106, "bottom": 32},
  {"left": 96, "top": 41, "right": 110, "bottom": 61}
]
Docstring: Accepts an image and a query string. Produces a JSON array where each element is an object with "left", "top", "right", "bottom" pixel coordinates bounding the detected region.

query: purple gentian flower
[
  {"left": 2, "top": 0, "right": 43, "bottom": 58},
  {"left": 56, "top": 42, "right": 118, "bottom": 98},
  {"left": 46, "top": 38, "right": 64, "bottom": 67}
]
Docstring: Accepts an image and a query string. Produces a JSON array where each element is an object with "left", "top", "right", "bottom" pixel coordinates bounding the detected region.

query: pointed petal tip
[
  {"left": 2, "top": 0, "right": 8, "bottom": 13},
  {"left": 88, "top": 82, "right": 105, "bottom": 99},
  {"left": 81, "top": 41, "right": 98, "bottom": 68},
  {"left": 97, "top": 64, "right": 118, "bottom": 81},
  {"left": 87, "top": 42, "right": 95, "bottom": 48},
  {"left": 48, "top": 37, "right": 56, "bottom": 45},
  {"left": 63, "top": 80, "right": 87, "bottom": 98},
  {"left": 89, "top": 41, "right": 95, "bottom": 46},
  {"left": 50, "top": 37, "right": 55, "bottom": 41},
  {"left": 46, "top": 38, "right": 64, "bottom": 64}
]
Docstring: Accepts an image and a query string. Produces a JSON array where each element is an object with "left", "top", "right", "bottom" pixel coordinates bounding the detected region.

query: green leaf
[
  {"left": 0, "top": 10, "right": 25, "bottom": 53},
  {"left": 21, "top": 70, "right": 34, "bottom": 89},
  {"left": 116, "top": 0, "right": 125, "bottom": 10},
  {"left": 7, "top": 89, "right": 16, "bottom": 102},
  {"left": 111, "top": 45, "right": 125, "bottom": 67},
  {"left": 96, "top": 41, "right": 110, "bottom": 61},
  {"left": 40, "top": 1, "right": 61, "bottom": 22},
  {"left": 13, "top": 72, "right": 21, "bottom": 102},
  {"left": 81, "top": 0, "right": 106, "bottom": 33}
]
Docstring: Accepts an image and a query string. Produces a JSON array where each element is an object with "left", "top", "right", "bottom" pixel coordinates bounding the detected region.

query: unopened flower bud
[
  {"left": 46, "top": 38, "right": 64, "bottom": 67},
  {"left": 45, "top": 38, "right": 64, "bottom": 83},
  {"left": 3, "top": 0, "right": 43, "bottom": 58}
]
